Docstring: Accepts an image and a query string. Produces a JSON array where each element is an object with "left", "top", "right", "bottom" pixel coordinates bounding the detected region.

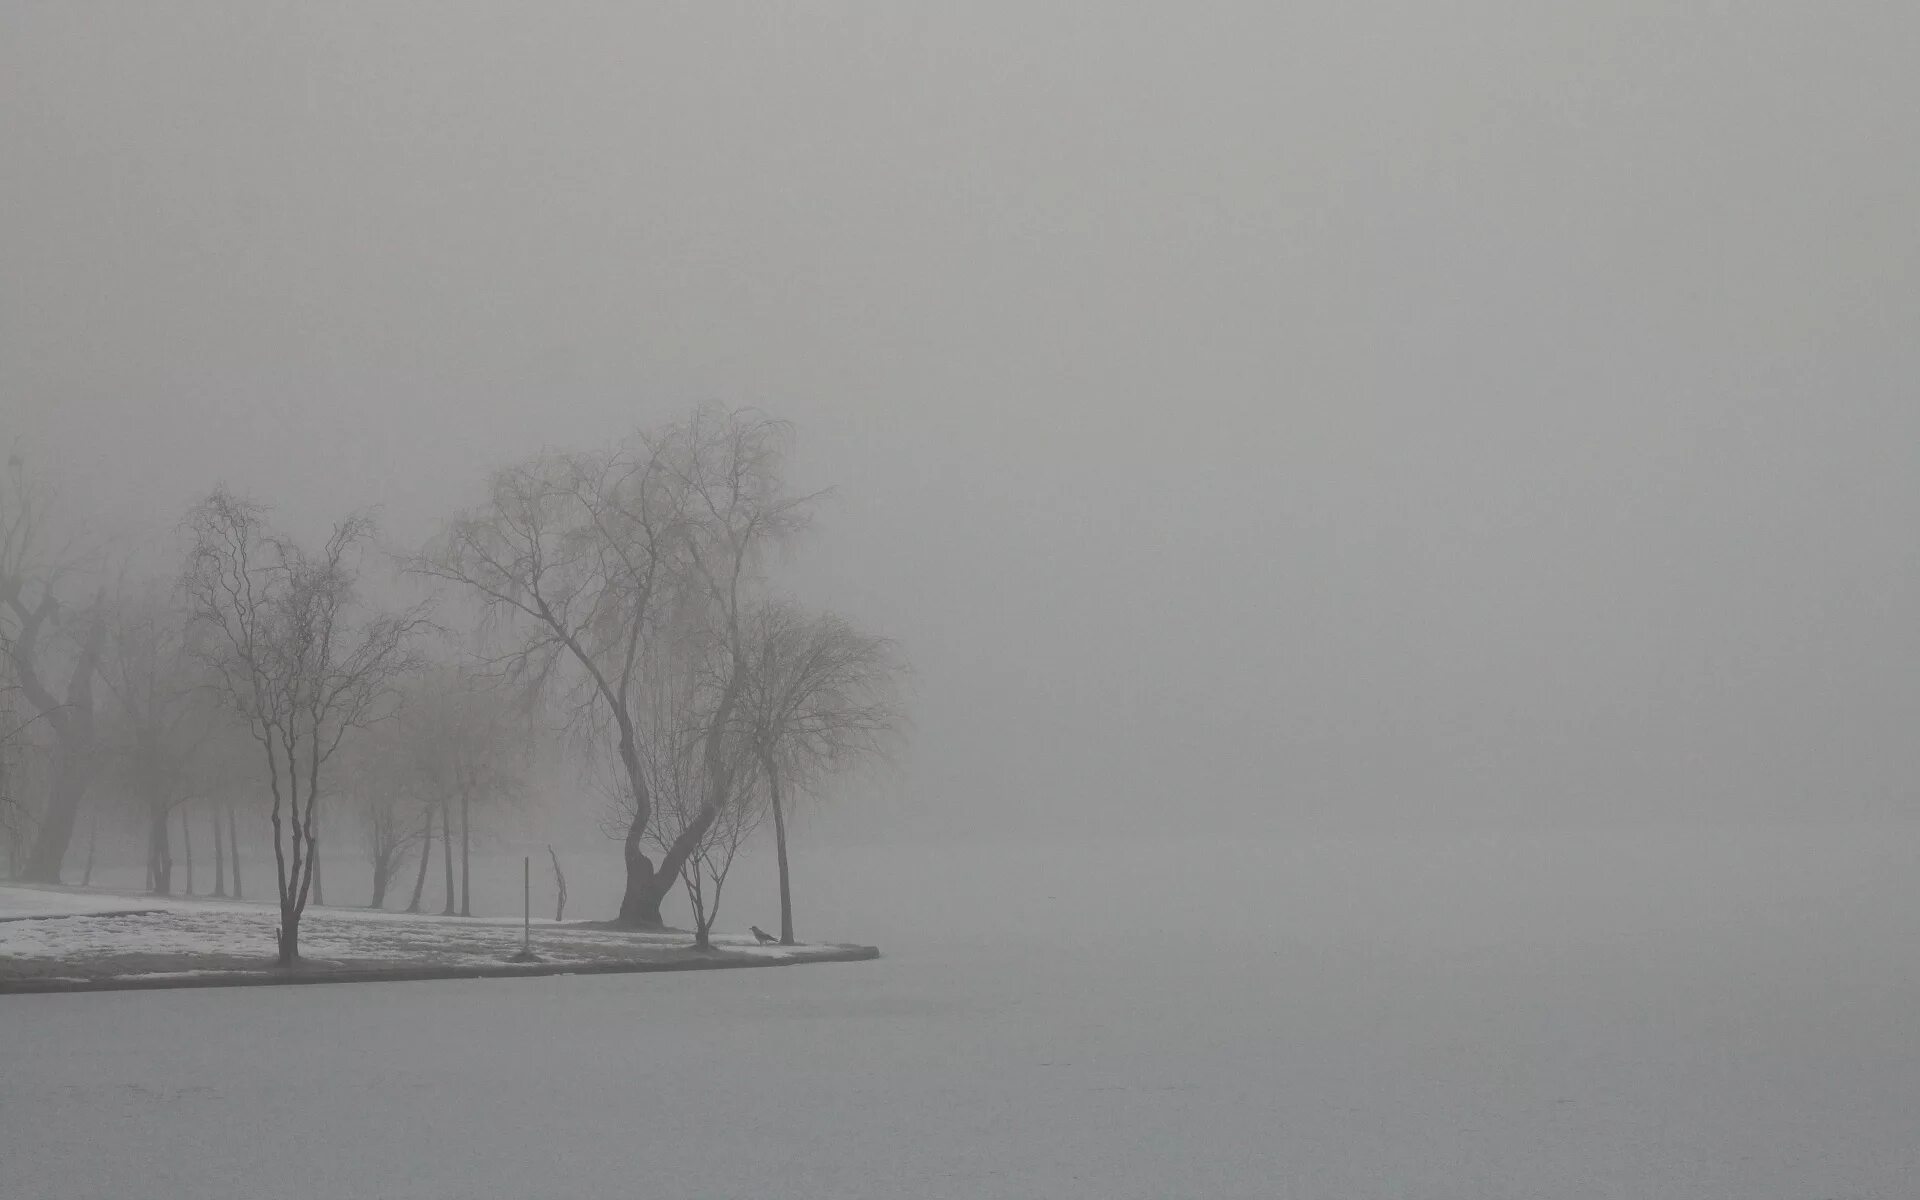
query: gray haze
[{"left": 8, "top": 3, "right": 1920, "bottom": 840}]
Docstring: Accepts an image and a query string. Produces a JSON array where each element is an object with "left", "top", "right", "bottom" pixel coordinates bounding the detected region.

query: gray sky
[{"left": 7, "top": 3, "right": 1919, "bottom": 838}]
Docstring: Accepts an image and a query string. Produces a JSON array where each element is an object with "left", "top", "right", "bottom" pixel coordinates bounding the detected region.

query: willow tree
[
  {"left": 414, "top": 405, "right": 810, "bottom": 927},
  {"left": 739, "top": 601, "right": 904, "bottom": 943},
  {"left": 624, "top": 596, "right": 763, "bottom": 948},
  {"left": 183, "top": 489, "right": 428, "bottom": 965}
]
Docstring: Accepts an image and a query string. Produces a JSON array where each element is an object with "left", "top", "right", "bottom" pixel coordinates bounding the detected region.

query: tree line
[{"left": 1, "top": 406, "right": 904, "bottom": 965}]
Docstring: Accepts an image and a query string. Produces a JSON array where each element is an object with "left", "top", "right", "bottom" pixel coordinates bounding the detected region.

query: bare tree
[
  {"left": 357, "top": 789, "right": 417, "bottom": 908},
  {"left": 619, "top": 608, "right": 763, "bottom": 948},
  {"left": 344, "top": 736, "right": 427, "bottom": 909},
  {"left": 342, "top": 704, "right": 433, "bottom": 909},
  {"left": 739, "top": 601, "right": 905, "bottom": 943},
  {"left": 183, "top": 488, "right": 429, "bottom": 965},
  {"left": 414, "top": 405, "right": 810, "bottom": 927},
  {"left": 96, "top": 584, "right": 215, "bottom": 895},
  {"left": 676, "top": 766, "right": 762, "bottom": 950},
  {"left": 0, "top": 456, "right": 106, "bottom": 882},
  {"left": 402, "top": 667, "right": 530, "bottom": 917}
]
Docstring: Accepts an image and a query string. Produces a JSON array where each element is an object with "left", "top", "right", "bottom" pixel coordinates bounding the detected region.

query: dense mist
[{"left": 10, "top": 6, "right": 1919, "bottom": 849}]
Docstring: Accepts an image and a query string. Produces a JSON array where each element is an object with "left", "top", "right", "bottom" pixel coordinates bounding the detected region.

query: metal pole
[{"left": 522, "top": 855, "right": 531, "bottom": 955}]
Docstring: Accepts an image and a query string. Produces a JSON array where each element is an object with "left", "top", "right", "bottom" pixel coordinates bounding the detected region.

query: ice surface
[{"left": 4, "top": 824, "right": 1919, "bottom": 1199}]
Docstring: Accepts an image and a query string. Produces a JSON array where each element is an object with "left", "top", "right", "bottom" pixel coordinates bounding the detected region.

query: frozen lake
[{"left": 5, "top": 823, "right": 1918, "bottom": 1199}]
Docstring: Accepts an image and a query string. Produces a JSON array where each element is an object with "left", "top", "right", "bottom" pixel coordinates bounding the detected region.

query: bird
[{"left": 750, "top": 925, "right": 777, "bottom": 945}]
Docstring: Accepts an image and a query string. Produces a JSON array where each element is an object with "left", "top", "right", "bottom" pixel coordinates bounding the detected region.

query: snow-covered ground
[
  {"left": 0, "top": 885, "right": 812, "bottom": 980},
  {"left": 4, "top": 823, "right": 1919, "bottom": 1198},
  {"left": 0, "top": 887, "right": 167, "bottom": 920}
]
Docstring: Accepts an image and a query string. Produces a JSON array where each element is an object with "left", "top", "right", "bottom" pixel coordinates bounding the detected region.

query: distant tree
[
  {"left": 227, "top": 805, "right": 243, "bottom": 898},
  {"left": 359, "top": 790, "right": 416, "bottom": 909},
  {"left": 739, "top": 601, "right": 905, "bottom": 943},
  {"left": 385, "top": 666, "right": 531, "bottom": 916},
  {"left": 404, "top": 804, "right": 436, "bottom": 914},
  {"left": 0, "top": 630, "right": 42, "bottom": 876},
  {"left": 341, "top": 705, "right": 430, "bottom": 909},
  {"left": 438, "top": 794, "right": 455, "bottom": 915},
  {"left": 414, "top": 405, "right": 810, "bottom": 927},
  {"left": 0, "top": 456, "right": 106, "bottom": 882},
  {"left": 178, "top": 805, "right": 194, "bottom": 894},
  {"left": 189, "top": 715, "right": 260, "bottom": 901},
  {"left": 96, "top": 584, "right": 214, "bottom": 896},
  {"left": 345, "top": 740, "right": 425, "bottom": 910},
  {"left": 183, "top": 489, "right": 429, "bottom": 966}
]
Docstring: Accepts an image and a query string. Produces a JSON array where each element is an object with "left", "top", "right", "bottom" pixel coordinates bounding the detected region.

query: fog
[
  {"left": 10, "top": 3, "right": 1918, "bottom": 843},
  {"left": 6, "top": 7, "right": 1920, "bottom": 1195}
]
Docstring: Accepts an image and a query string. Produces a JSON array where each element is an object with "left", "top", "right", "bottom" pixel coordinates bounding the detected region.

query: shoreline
[{"left": 0, "top": 942, "right": 880, "bottom": 995}]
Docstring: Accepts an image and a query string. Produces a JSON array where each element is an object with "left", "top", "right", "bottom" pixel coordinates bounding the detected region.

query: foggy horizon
[{"left": 12, "top": 4, "right": 1919, "bottom": 844}]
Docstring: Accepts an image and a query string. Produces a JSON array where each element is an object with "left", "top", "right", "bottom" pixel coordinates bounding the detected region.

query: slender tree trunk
[
  {"left": 439, "top": 801, "right": 456, "bottom": 915},
  {"left": 312, "top": 843, "right": 324, "bottom": 907},
  {"left": 148, "top": 806, "right": 172, "bottom": 895},
  {"left": 686, "top": 870, "right": 710, "bottom": 950},
  {"left": 22, "top": 748, "right": 89, "bottom": 883},
  {"left": 762, "top": 751, "right": 796, "bottom": 945},
  {"left": 228, "top": 806, "right": 242, "bottom": 899},
  {"left": 80, "top": 809, "right": 97, "bottom": 887},
  {"left": 369, "top": 848, "right": 391, "bottom": 909},
  {"left": 211, "top": 806, "right": 227, "bottom": 896},
  {"left": 459, "top": 792, "right": 471, "bottom": 916},
  {"left": 548, "top": 845, "right": 567, "bottom": 923},
  {"left": 406, "top": 807, "right": 433, "bottom": 913},
  {"left": 180, "top": 807, "right": 194, "bottom": 895}
]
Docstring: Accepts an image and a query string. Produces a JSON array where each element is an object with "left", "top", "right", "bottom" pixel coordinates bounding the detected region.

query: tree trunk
[
  {"left": 616, "top": 812, "right": 664, "bottom": 928},
  {"left": 459, "top": 791, "right": 472, "bottom": 916},
  {"left": 763, "top": 751, "right": 795, "bottom": 945},
  {"left": 276, "top": 909, "right": 298, "bottom": 967},
  {"left": 636, "top": 671, "right": 747, "bottom": 927},
  {"left": 211, "top": 805, "right": 227, "bottom": 897},
  {"left": 312, "top": 844, "right": 324, "bottom": 906},
  {"left": 406, "top": 807, "right": 433, "bottom": 913},
  {"left": 80, "top": 809, "right": 97, "bottom": 887},
  {"left": 548, "top": 845, "right": 567, "bottom": 922},
  {"left": 180, "top": 807, "right": 194, "bottom": 895},
  {"left": 228, "top": 806, "right": 242, "bottom": 899},
  {"left": 148, "top": 806, "right": 172, "bottom": 895},
  {"left": 439, "top": 801, "right": 456, "bottom": 915},
  {"left": 369, "top": 850, "right": 390, "bottom": 909},
  {"left": 18, "top": 614, "right": 105, "bottom": 884},
  {"left": 22, "top": 748, "right": 90, "bottom": 883},
  {"left": 612, "top": 730, "right": 667, "bottom": 928}
]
